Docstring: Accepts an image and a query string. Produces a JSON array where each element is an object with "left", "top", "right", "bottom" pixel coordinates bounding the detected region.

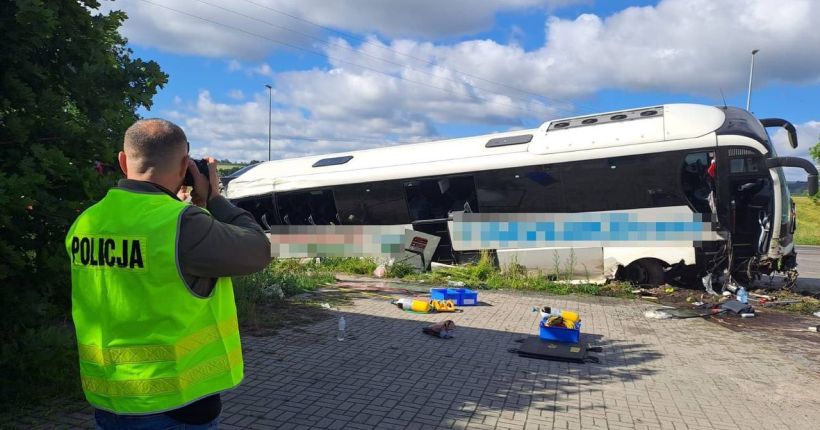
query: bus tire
[{"left": 623, "top": 259, "right": 665, "bottom": 288}]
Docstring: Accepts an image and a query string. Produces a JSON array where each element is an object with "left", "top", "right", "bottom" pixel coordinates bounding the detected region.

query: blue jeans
[{"left": 94, "top": 409, "right": 219, "bottom": 430}]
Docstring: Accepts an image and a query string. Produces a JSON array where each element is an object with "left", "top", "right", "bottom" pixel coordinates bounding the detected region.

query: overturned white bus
[{"left": 225, "top": 104, "right": 818, "bottom": 288}]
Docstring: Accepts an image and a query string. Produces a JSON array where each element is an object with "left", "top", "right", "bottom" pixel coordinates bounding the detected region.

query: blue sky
[{"left": 107, "top": 0, "right": 819, "bottom": 179}]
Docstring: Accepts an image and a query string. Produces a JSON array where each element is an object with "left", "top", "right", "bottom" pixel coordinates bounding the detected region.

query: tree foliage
[
  {"left": 0, "top": 0, "right": 167, "bottom": 405},
  {"left": 810, "top": 134, "right": 820, "bottom": 204}
]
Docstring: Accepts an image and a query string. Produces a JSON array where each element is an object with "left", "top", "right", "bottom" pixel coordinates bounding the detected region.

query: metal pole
[
  {"left": 265, "top": 84, "right": 272, "bottom": 161},
  {"left": 746, "top": 49, "right": 759, "bottom": 112}
]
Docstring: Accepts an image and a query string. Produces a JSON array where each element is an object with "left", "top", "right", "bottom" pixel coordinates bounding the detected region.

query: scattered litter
[
  {"left": 646, "top": 307, "right": 727, "bottom": 319},
  {"left": 693, "top": 302, "right": 704, "bottom": 306},
  {"left": 809, "top": 326, "right": 818, "bottom": 332},
  {"left": 722, "top": 291, "right": 732, "bottom": 297},
  {"left": 740, "top": 313, "right": 756, "bottom": 318},
  {"left": 736, "top": 286, "right": 749, "bottom": 304},
  {"left": 720, "top": 300, "right": 754, "bottom": 315},
  {"left": 263, "top": 284, "right": 285, "bottom": 299},
  {"left": 320, "top": 303, "right": 331, "bottom": 309},
  {"left": 665, "top": 287, "right": 675, "bottom": 293},
  {"left": 447, "top": 280, "right": 466, "bottom": 287},
  {"left": 337, "top": 317, "right": 346, "bottom": 342},
  {"left": 761, "top": 299, "right": 800, "bottom": 307},
  {"left": 686, "top": 297, "right": 695, "bottom": 303},
  {"left": 814, "top": 311, "right": 820, "bottom": 318},
  {"left": 644, "top": 310, "right": 672, "bottom": 319},
  {"left": 423, "top": 320, "right": 455, "bottom": 339},
  {"left": 373, "top": 264, "right": 386, "bottom": 277},
  {"left": 431, "top": 262, "right": 455, "bottom": 271}
]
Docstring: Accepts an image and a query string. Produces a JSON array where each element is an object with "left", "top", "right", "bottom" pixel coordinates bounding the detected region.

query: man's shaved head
[{"left": 123, "top": 119, "right": 188, "bottom": 174}]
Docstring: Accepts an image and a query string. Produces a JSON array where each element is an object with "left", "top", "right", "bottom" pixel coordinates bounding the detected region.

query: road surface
[{"left": 794, "top": 245, "right": 820, "bottom": 295}]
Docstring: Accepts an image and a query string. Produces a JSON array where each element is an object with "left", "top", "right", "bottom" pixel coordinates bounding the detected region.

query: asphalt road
[{"left": 794, "top": 245, "right": 820, "bottom": 295}]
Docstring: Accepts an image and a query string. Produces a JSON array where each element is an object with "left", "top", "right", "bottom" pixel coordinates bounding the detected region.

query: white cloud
[
  {"left": 119, "top": 0, "right": 820, "bottom": 170},
  {"left": 100, "top": 0, "right": 580, "bottom": 60},
  {"left": 169, "top": 90, "right": 429, "bottom": 162},
  {"left": 227, "top": 89, "right": 246, "bottom": 100},
  {"left": 771, "top": 121, "right": 820, "bottom": 181}
]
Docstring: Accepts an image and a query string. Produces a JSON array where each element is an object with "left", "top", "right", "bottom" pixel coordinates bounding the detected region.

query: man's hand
[
  {"left": 188, "top": 157, "right": 221, "bottom": 207},
  {"left": 177, "top": 185, "right": 192, "bottom": 203}
]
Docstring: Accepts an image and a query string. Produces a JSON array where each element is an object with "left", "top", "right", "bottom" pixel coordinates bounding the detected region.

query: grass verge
[
  {"left": 794, "top": 196, "right": 820, "bottom": 246},
  {"left": 304, "top": 251, "right": 636, "bottom": 299}
]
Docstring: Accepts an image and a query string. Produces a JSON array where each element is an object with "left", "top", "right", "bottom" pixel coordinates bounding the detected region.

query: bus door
[
  {"left": 404, "top": 175, "right": 479, "bottom": 264},
  {"left": 716, "top": 148, "right": 773, "bottom": 258}
]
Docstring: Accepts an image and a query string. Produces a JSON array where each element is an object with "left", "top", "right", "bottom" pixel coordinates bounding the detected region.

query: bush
[
  {"left": 232, "top": 265, "right": 334, "bottom": 328},
  {"left": 0, "top": 1, "right": 166, "bottom": 409}
]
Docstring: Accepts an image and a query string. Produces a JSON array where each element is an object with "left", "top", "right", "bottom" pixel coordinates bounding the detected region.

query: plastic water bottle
[
  {"left": 736, "top": 287, "right": 748, "bottom": 304},
  {"left": 337, "top": 317, "right": 346, "bottom": 341}
]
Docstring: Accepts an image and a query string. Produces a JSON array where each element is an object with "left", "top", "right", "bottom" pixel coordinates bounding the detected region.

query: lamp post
[
  {"left": 746, "top": 49, "right": 759, "bottom": 112},
  {"left": 264, "top": 84, "right": 272, "bottom": 161}
]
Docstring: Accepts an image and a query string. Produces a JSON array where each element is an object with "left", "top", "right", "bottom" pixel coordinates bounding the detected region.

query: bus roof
[{"left": 227, "top": 103, "right": 728, "bottom": 199}]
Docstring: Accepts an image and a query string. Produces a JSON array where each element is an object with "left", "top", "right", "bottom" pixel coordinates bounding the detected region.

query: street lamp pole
[
  {"left": 746, "top": 49, "right": 759, "bottom": 112},
  {"left": 264, "top": 84, "right": 272, "bottom": 161}
]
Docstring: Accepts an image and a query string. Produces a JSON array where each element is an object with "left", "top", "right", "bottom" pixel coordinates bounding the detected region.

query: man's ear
[
  {"left": 179, "top": 154, "right": 190, "bottom": 178},
  {"left": 118, "top": 151, "right": 128, "bottom": 176}
]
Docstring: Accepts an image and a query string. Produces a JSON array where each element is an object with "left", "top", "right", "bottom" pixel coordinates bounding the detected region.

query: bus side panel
[{"left": 496, "top": 247, "right": 605, "bottom": 282}]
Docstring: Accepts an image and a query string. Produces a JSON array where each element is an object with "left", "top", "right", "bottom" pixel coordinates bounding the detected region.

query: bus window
[
  {"left": 404, "top": 176, "right": 478, "bottom": 222},
  {"left": 681, "top": 152, "right": 714, "bottom": 213},
  {"left": 334, "top": 181, "right": 410, "bottom": 225},
  {"left": 277, "top": 189, "right": 339, "bottom": 225},
  {"left": 475, "top": 165, "right": 563, "bottom": 213},
  {"left": 235, "top": 195, "right": 275, "bottom": 230},
  {"left": 730, "top": 157, "right": 760, "bottom": 174},
  {"left": 562, "top": 152, "right": 684, "bottom": 212}
]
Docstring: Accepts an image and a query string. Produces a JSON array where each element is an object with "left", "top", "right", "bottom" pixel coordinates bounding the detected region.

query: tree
[
  {"left": 810, "top": 134, "right": 820, "bottom": 204},
  {"left": 0, "top": 0, "right": 167, "bottom": 405}
]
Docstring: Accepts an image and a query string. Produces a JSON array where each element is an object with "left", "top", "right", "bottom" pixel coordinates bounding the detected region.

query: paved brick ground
[{"left": 12, "top": 290, "right": 820, "bottom": 429}]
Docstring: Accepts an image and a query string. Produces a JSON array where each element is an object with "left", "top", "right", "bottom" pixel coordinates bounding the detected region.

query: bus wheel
[{"left": 623, "top": 259, "right": 665, "bottom": 287}]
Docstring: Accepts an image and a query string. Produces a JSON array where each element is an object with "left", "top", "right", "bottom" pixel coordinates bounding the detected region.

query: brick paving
[{"left": 13, "top": 290, "right": 820, "bottom": 429}]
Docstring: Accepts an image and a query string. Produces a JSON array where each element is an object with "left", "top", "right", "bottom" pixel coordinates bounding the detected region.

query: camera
[{"left": 183, "top": 158, "right": 210, "bottom": 187}]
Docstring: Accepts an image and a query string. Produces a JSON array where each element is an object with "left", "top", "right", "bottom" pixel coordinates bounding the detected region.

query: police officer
[{"left": 66, "top": 119, "right": 271, "bottom": 429}]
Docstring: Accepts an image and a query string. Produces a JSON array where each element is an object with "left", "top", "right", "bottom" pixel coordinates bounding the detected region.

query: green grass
[
  {"left": 794, "top": 196, "right": 820, "bottom": 246},
  {"left": 232, "top": 261, "right": 336, "bottom": 330},
  {"left": 296, "top": 251, "right": 635, "bottom": 299}
]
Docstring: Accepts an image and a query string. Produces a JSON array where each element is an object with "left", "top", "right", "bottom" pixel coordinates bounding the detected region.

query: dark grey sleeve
[{"left": 178, "top": 196, "right": 272, "bottom": 281}]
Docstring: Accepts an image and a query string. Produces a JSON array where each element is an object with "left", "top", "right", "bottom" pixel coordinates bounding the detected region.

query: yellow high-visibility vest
[{"left": 66, "top": 188, "right": 243, "bottom": 414}]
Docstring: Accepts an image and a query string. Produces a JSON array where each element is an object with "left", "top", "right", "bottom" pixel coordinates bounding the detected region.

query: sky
[{"left": 99, "top": 0, "right": 820, "bottom": 180}]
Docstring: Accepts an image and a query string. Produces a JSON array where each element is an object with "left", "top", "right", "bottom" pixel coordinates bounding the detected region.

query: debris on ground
[
  {"left": 320, "top": 303, "right": 331, "bottom": 309},
  {"left": 646, "top": 307, "right": 727, "bottom": 319},
  {"left": 431, "top": 262, "right": 455, "bottom": 271},
  {"left": 720, "top": 300, "right": 754, "bottom": 315},
  {"left": 423, "top": 320, "right": 455, "bottom": 339},
  {"left": 644, "top": 310, "right": 672, "bottom": 319},
  {"left": 373, "top": 264, "right": 386, "bottom": 277}
]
